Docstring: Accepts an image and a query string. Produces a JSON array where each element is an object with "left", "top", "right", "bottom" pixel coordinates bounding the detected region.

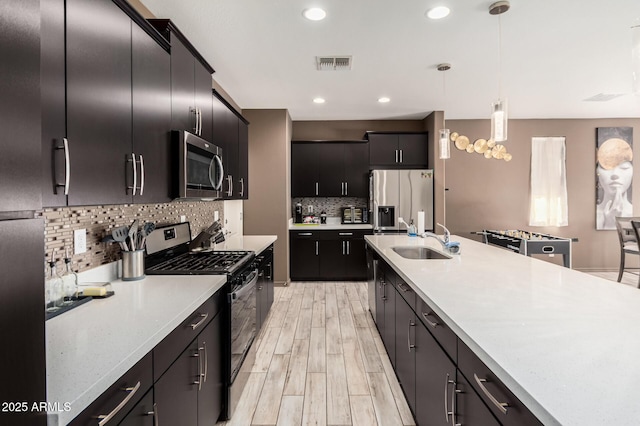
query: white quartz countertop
[
  {"left": 46, "top": 274, "right": 227, "bottom": 425},
  {"left": 214, "top": 234, "right": 277, "bottom": 253},
  {"left": 365, "top": 234, "right": 640, "bottom": 426}
]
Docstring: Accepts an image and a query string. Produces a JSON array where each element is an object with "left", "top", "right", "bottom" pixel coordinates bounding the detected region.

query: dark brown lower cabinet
[
  {"left": 395, "top": 294, "right": 416, "bottom": 412},
  {"left": 290, "top": 231, "right": 319, "bottom": 280},
  {"left": 256, "top": 245, "right": 275, "bottom": 330},
  {"left": 382, "top": 268, "right": 396, "bottom": 368},
  {"left": 454, "top": 375, "right": 501, "bottom": 426},
  {"left": 119, "top": 390, "right": 155, "bottom": 426},
  {"left": 197, "top": 314, "right": 223, "bottom": 425}
]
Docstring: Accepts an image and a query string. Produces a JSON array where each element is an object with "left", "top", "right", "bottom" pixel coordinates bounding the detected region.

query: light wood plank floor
[{"left": 217, "top": 281, "right": 414, "bottom": 426}]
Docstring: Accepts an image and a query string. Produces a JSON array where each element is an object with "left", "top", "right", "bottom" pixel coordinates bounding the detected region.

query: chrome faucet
[{"left": 421, "top": 223, "right": 460, "bottom": 254}]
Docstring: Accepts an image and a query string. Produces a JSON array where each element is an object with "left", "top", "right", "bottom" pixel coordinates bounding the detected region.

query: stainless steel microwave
[{"left": 174, "top": 130, "right": 224, "bottom": 200}]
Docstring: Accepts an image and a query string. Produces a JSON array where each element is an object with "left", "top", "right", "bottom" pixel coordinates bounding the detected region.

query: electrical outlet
[
  {"left": 180, "top": 215, "right": 186, "bottom": 223},
  {"left": 214, "top": 211, "right": 219, "bottom": 221},
  {"left": 74, "top": 229, "right": 87, "bottom": 254}
]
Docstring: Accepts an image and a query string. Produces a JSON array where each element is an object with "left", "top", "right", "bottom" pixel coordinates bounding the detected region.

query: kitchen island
[
  {"left": 46, "top": 234, "right": 276, "bottom": 425},
  {"left": 365, "top": 234, "right": 640, "bottom": 426}
]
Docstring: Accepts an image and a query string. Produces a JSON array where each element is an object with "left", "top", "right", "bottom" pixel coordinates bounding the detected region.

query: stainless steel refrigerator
[{"left": 370, "top": 169, "right": 434, "bottom": 232}]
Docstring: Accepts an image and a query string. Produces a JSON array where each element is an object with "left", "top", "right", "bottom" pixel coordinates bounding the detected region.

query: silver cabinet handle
[
  {"left": 226, "top": 175, "right": 233, "bottom": 196},
  {"left": 452, "top": 386, "right": 461, "bottom": 426},
  {"left": 407, "top": 320, "right": 415, "bottom": 352},
  {"left": 342, "top": 241, "right": 346, "bottom": 255},
  {"left": 347, "top": 241, "right": 350, "bottom": 255},
  {"left": 422, "top": 312, "right": 439, "bottom": 328},
  {"left": 395, "top": 149, "right": 399, "bottom": 163},
  {"left": 145, "top": 403, "right": 159, "bottom": 426},
  {"left": 239, "top": 177, "right": 244, "bottom": 197},
  {"left": 315, "top": 241, "right": 319, "bottom": 256},
  {"left": 268, "top": 262, "right": 273, "bottom": 280},
  {"left": 397, "top": 281, "right": 410, "bottom": 293},
  {"left": 139, "top": 155, "right": 145, "bottom": 195},
  {"left": 198, "top": 108, "right": 203, "bottom": 135},
  {"left": 444, "top": 374, "right": 453, "bottom": 423},
  {"left": 203, "top": 341, "right": 208, "bottom": 383},
  {"left": 127, "top": 153, "right": 137, "bottom": 196},
  {"left": 190, "top": 313, "right": 209, "bottom": 330},
  {"left": 97, "top": 381, "right": 141, "bottom": 426},
  {"left": 473, "top": 373, "right": 509, "bottom": 414},
  {"left": 341, "top": 182, "right": 344, "bottom": 195},
  {"left": 400, "top": 149, "right": 403, "bottom": 163},
  {"left": 191, "top": 107, "right": 198, "bottom": 134},
  {"left": 315, "top": 182, "right": 319, "bottom": 195},
  {"left": 345, "top": 182, "right": 348, "bottom": 195},
  {"left": 299, "top": 232, "right": 312, "bottom": 236},
  {"left": 339, "top": 232, "right": 353, "bottom": 236},
  {"left": 192, "top": 349, "right": 202, "bottom": 390},
  {"left": 55, "top": 138, "right": 71, "bottom": 195}
]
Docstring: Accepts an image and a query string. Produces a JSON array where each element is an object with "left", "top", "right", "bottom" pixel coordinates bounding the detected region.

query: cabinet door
[
  {"left": 382, "top": 270, "right": 396, "bottom": 367},
  {"left": 344, "top": 143, "right": 369, "bottom": 197},
  {"left": 414, "top": 320, "right": 456, "bottom": 426},
  {"left": 318, "top": 143, "right": 344, "bottom": 196},
  {"left": 454, "top": 374, "right": 501, "bottom": 426},
  {"left": 291, "top": 143, "right": 320, "bottom": 196},
  {"left": 198, "top": 314, "right": 223, "bottom": 425},
  {"left": 290, "top": 232, "right": 319, "bottom": 280},
  {"left": 170, "top": 37, "right": 196, "bottom": 134},
  {"left": 66, "top": 0, "right": 132, "bottom": 206},
  {"left": 41, "top": 0, "right": 68, "bottom": 208},
  {"left": 237, "top": 120, "right": 249, "bottom": 199},
  {"left": 394, "top": 295, "right": 416, "bottom": 413},
  {"left": 368, "top": 133, "right": 398, "bottom": 167},
  {"left": 212, "top": 95, "right": 238, "bottom": 199},
  {"left": 0, "top": 0, "right": 42, "bottom": 213},
  {"left": 131, "top": 23, "right": 172, "bottom": 204},
  {"left": 0, "top": 220, "right": 45, "bottom": 426},
  {"left": 155, "top": 340, "right": 199, "bottom": 426},
  {"left": 398, "top": 134, "right": 428, "bottom": 167},
  {"left": 118, "top": 389, "right": 154, "bottom": 426},
  {"left": 195, "top": 62, "right": 212, "bottom": 142},
  {"left": 345, "top": 237, "right": 368, "bottom": 280},
  {"left": 374, "top": 265, "right": 386, "bottom": 333},
  {"left": 319, "top": 238, "right": 346, "bottom": 279}
]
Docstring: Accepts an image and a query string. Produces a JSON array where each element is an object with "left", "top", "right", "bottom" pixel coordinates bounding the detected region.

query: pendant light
[
  {"left": 438, "top": 63, "right": 451, "bottom": 159},
  {"left": 489, "top": 1, "right": 510, "bottom": 143}
]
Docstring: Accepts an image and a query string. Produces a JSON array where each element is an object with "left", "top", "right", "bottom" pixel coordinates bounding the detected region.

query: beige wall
[
  {"left": 243, "top": 110, "right": 292, "bottom": 285},
  {"left": 445, "top": 118, "right": 640, "bottom": 271}
]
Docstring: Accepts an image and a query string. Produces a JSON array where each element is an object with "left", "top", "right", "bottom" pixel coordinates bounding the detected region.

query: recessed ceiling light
[
  {"left": 426, "top": 6, "right": 451, "bottom": 20},
  {"left": 378, "top": 97, "right": 390, "bottom": 103},
  {"left": 303, "top": 8, "right": 327, "bottom": 21},
  {"left": 313, "top": 97, "right": 326, "bottom": 104}
]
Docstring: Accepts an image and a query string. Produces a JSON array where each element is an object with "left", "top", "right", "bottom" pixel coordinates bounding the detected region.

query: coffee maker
[{"left": 295, "top": 203, "right": 303, "bottom": 223}]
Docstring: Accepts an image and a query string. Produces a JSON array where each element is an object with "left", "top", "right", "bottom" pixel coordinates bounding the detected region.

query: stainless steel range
[{"left": 145, "top": 222, "right": 258, "bottom": 420}]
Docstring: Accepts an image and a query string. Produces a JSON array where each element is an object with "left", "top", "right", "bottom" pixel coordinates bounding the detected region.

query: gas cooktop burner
[{"left": 146, "top": 250, "right": 255, "bottom": 275}]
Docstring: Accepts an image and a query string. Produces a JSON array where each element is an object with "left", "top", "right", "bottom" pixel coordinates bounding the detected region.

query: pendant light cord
[{"left": 498, "top": 13, "right": 503, "bottom": 99}]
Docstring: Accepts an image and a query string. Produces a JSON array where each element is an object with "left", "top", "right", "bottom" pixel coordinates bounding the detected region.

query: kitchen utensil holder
[{"left": 122, "top": 250, "right": 145, "bottom": 281}]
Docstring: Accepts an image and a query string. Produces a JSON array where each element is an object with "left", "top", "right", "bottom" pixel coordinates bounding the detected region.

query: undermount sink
[{"left": 392, "top": 246, "right": 451, "bottom": 260}]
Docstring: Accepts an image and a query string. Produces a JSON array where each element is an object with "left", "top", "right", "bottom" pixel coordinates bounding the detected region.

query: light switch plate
[
  {"left": 180, "top": 215, "right": 186, "bottom": 223},
  {"left": 74, "top": 229, "right": 87, "bottom": 254},
  {"left": 214, "top": 211, "right": 219, "bottom": 221}
]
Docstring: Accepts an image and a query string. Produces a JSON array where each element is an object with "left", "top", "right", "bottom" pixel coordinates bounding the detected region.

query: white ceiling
[{"left": 140, "top": 0, "right": 640, "bottom": 121}]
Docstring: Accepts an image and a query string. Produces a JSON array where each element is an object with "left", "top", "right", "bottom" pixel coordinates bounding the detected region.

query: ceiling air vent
[
  {"left": 583, "top": 93, "right": 625, "bottom": 102},
  {"left": 316, "top": 56, "right": 352, "bottom": 71}
]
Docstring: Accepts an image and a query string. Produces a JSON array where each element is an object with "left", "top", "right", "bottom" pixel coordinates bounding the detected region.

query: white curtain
[{"left": 529, "top": 137, "right": 568, "bottom": 227}]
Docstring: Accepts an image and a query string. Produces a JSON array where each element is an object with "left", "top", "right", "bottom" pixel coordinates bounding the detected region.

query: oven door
[{"left": 228, "top": 268, "right": 258, "bottom": 381}]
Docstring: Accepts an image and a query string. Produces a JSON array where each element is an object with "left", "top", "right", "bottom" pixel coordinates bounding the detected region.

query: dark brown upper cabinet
[
  {"left": 148, "top": 20, "right": 214, "bottom": 143},
  {"left": 41, "top": 0, "right": 173, "bottom": 207},
  {"left": 366, "top": 131, "right": 428, "bottom": 168},
  {"left": 212, "top": 90, "right": 249, "bottom": 200},
  {"left": 291, "top": 141, "right": 369, "bottom": 198}
]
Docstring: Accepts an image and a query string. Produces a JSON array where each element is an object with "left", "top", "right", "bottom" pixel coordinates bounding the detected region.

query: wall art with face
[{"left": 596, "top": 127, "right": 633, "bottom": 230}]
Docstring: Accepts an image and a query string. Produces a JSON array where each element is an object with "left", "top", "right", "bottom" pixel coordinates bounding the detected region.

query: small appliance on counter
[
  {"left": 341, "top": 206, "right": 367, "bottom": 224},
  {"left": 295, "top": 203, "right": 303, "bottom": 223},
  {"left": 320, "top": 211, "right": 327, "bottom": 224}
]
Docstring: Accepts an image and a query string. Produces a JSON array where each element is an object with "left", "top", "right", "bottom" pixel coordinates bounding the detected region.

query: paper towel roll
[{"left": 417, "top": 211, "right": 425, "bottom": 235}]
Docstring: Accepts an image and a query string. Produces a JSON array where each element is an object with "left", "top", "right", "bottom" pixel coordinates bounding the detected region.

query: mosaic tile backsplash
[
  {"left": 292, "top": 197, "right": 368, "bottom": 217},
  {"left": 37, "top": 201, "right": 224, "bottom": 273}
]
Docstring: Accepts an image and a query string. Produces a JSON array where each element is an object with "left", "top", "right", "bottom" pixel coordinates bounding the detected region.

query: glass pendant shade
[
  {"left": 491, "top": 98, "right": 508, "bottom": 142},
  {"left": 439, "top": 129, "right": 451, "bottom": 159},
  {"left": 633, "top": 23, "right": 640, "bottom": 94}
]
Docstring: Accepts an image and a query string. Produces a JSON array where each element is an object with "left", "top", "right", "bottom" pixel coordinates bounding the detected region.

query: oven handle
[{"left": 229, "top": 269, "right": 259, "bottom": 301}]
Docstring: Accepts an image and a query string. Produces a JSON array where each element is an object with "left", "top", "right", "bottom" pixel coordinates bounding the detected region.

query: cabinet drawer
[
  {"left": 154, "top": 294, "right": 221, "bottom": 381},
  {"left": 70, "top": 352, "right": 152, "bottom": 425},
  {"left": 416, "top": 298, "right": 457, "bottom": 361},
  {"left": 458, "top": 340, "right": 542, "bottom": 426},
  {"left": 290, "top": 230, "right": 318, "bottom": 239}
]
